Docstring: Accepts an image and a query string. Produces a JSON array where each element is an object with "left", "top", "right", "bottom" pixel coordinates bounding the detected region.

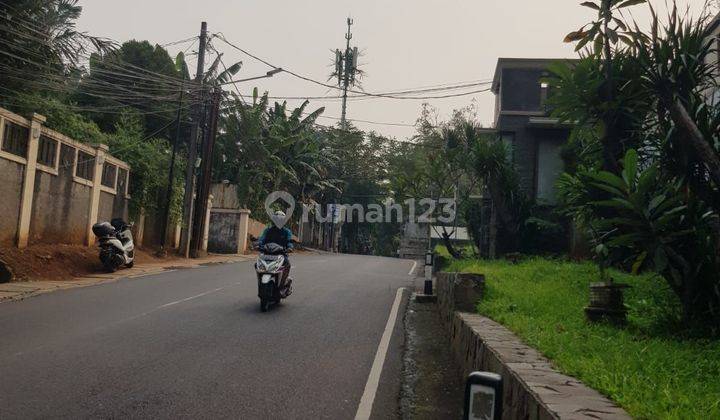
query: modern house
[
  {"left": 467, "top": 58, "right": 576, "bottom": 257},
  {"left": 491, "top": 58, "right": 575, "bottom": 204}
]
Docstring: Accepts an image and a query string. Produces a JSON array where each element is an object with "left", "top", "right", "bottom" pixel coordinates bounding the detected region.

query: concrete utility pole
[
  {"left": 190, "top": 87, "right": 221, "bottom": 257},
  {"left": 158, "top": 77, "right": 185, "bottom": 255},
  {"left": 335, "top": 18, "right": 358, "bottom": 130},
  {"left": 180, "top": 21, "right": 208, "bottom": 258}
]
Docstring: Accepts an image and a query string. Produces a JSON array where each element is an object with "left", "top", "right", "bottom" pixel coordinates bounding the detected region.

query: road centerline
[{"left": 158, "top": 287, "right": 226, "bottom": 308}]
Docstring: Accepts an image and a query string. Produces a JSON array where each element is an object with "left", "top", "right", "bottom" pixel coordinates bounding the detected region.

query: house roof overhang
[{"left": 527, "top": 116, "right": 574, "bottom": 129}]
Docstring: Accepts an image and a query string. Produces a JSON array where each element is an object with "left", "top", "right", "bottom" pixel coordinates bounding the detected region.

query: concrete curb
[
  {"left": 436, "top": 272, "right": 631, "bottom": 420},
  {"left": 0, "top": 254, "right": 254, "bottom": 304}
]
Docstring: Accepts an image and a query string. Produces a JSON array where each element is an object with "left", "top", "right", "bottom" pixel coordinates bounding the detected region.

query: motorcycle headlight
[{"left": 266, "top": 260, "right": 281, "bottom": 272}]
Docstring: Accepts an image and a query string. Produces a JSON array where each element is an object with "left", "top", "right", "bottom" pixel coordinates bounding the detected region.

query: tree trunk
[
  {"left": 486, "top": 183, "right": 520, "bottom": 252},
  {"left": 600, "top": 2, "right": 621, "bottom": 174},
  {"left": 441, "top": 231, "right": 462, "bottom": 259},
  {"left": 667, "top": 99, "right": 720, "bottom": 189}
]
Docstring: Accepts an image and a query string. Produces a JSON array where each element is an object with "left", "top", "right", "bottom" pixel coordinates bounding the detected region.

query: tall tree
[
  {"left": 74, "top": 40, "right": 183, "bottom": 137},
  {"left": 564, "top": 0, "right": 648, "bottom": 172},
  {"left": 0, "top": 0, "right": 112, "bottom": 111}
]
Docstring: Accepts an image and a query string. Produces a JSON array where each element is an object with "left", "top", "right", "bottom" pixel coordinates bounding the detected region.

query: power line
[
  {"left": 160, "top": 36, "right": 198, "bottom": 48},
  {"left": 317, "top": 114, "right": 416, "bottom": 127},
  {"left": 214, "top": 34, "right": 493, "bottom": 100}
]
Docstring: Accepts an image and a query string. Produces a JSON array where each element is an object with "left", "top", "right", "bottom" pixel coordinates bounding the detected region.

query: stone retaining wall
[{"left": 436, "top": 272, "right": 631, "bottom": 419}]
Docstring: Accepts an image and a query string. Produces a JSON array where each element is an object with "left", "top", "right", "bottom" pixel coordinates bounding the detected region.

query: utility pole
[
  {"left": 158, "top": 77, "right": 185, "bottom": 255},
  {"left": 180, "top": 21, "right": 207, "bottom": 258},
  {"left": 335, "top": 18, "right": 358, "bottom": 129},
  {"left": 190, "top": 87, "right": 221, "bottom": 257}
]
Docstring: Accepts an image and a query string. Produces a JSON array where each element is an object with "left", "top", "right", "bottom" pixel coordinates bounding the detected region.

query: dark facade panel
[{"left": 500, "top": 68, "right": 544, "bottom": 112}]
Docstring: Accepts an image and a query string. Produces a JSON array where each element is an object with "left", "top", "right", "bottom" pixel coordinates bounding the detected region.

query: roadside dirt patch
[
  {"left": 0, "top": 244, "right": 178, "bottom": 283},
  {"left": 0, "top": 257, "right": 13, "bottom": 283}
]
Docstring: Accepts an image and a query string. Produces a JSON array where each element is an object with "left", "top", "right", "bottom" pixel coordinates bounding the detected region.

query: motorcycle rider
[{"left": 259, "top": 210, "right": 294, "bottom": 270}]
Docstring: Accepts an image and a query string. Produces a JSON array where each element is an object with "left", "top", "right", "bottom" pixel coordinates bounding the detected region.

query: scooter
[
  {"left": 255, "top": 243, "right": 292, "bottom": 312},
  {"left": 92, "top": 218, "right": 135, "bottom": 272}
]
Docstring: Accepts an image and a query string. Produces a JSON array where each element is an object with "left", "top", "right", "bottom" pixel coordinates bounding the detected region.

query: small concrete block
[{"left": 453, "top": 273, "right": 485, "bottom": 311}]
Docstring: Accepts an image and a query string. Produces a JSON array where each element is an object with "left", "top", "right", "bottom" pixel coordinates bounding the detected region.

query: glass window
[
  {"left": 500, "top": 132, "right": 514, "bottom": 163},
  {"left": 536, "top": 140, "right": 564, "bottom": 204}
]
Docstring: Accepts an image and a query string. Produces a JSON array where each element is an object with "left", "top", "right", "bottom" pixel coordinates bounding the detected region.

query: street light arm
[{"left": 218, "top": 68, "right": 283, "bottom": 86}]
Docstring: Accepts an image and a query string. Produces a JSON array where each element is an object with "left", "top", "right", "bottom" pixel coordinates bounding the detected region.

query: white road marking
[
  {"left": 408, "top": 261, "right": 417, "bottom": 276},
  {"left": 12, "top": 285, "right": 236, "bottom": 358},
  {"left": 127, "top": 269, "right": 176, "bottom": 279},
  {"left": 158, "top": 287, "right": 225, "bottom": 308},
  {"left": 354, "top": 287, "right": 405, "bottom": 420}
]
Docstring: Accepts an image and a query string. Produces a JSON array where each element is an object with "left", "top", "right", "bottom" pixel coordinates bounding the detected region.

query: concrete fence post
[
  {"left": 85, "top": 144, "right": 109, "bottom": 246},
  {"left": 173, "top": 223, "right": 182, "bottom": 249},
  {"left": 134, "top": 208, "right": 146, "bottom": 247},
  {"left": 16, "top": 113, "right": 45, "bottom": 249},
  {"left": 237, "top": 209, "right": 251, "bottom": 254},
  {"left": 202, "top": 194, "right": 213, "bottom": 252}
]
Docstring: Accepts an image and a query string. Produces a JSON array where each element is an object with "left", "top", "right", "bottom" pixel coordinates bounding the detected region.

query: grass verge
[{"left": 442, "top": 255, "right": 720, "bottom": 419}]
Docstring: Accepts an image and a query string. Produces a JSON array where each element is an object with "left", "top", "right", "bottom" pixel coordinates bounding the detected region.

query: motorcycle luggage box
[{"left": 92, "top": 222, "right": 115, "bottom": 238}]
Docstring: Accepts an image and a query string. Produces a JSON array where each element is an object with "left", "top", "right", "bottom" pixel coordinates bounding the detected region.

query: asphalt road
[{"left": 0, "top": 253, "right": 415, "bottom": 419}]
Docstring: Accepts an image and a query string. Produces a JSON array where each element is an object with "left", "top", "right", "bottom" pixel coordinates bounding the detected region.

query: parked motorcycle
[
  {"left": 92, "top": 218, "right": 135, "bottom": 272},
  {"left": 255, "top": 243, "right": 292, "bottom": 312}
]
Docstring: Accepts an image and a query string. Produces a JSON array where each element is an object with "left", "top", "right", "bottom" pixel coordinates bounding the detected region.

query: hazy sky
[{"left": 77, "top": 0, "right": 711, "bottom": 140}]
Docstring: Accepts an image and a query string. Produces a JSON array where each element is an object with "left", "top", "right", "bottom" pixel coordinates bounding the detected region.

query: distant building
[
  {"left": 706, "top": 12, "right": 720, "bottom": 104},
  {"left": 490, "top": 58, "right": 575, "bottom": 204}
]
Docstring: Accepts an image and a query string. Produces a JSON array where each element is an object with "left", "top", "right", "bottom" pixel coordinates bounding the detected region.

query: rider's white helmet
[{"left": 271, "top": 210, "right": 286, "bottom": 227}]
